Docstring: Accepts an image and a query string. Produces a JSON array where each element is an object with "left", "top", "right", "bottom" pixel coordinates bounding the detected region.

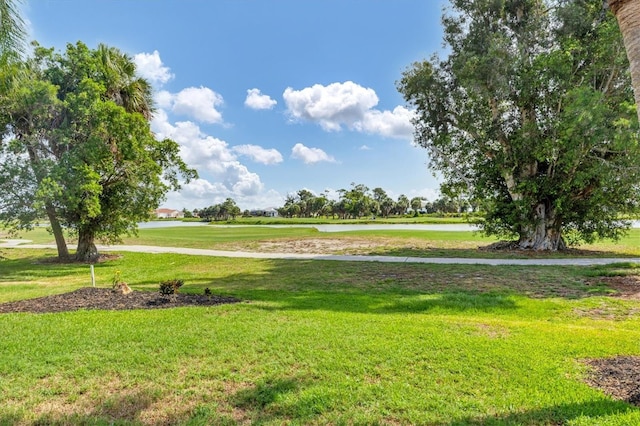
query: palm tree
[
  {"left": 96, "top": 44, "right": 154, "bottom": 119},
  {"left": 610, "top": 0, "right": 640, "bottom": 121},
  {"left": 0, "top": 0, "right": 26, "bottom": 60}
]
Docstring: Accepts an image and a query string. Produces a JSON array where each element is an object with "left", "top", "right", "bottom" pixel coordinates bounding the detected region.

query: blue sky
[{"left": 24, "top": 0, "right": 447, "bottom": 211}]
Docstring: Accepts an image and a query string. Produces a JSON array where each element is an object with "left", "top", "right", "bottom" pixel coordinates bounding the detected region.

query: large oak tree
[{"left": 398, "top": 0, "right": 640, "bottom": 250}]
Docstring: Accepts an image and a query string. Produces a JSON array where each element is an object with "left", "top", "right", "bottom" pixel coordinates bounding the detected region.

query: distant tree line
[
  {"left": 194, "top": 198, "right": 241, "bottom": 221},
  {"left": 275, "top": 183, "right": 473, "bottom": 219},
  {"left": 180, "top": 184, "right": 475, "bottom": 221}
]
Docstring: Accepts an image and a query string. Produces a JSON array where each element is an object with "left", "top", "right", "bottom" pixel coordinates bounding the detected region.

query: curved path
[{"left": 2, "top": 240, "right": 639, "bottom": 266}]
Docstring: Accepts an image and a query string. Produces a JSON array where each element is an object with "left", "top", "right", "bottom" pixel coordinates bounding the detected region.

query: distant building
[
  {"left": 154, "top": 208, "right": 184, "bottom": 219},
  {"left": 249, "top": 208, "right": 279, "bottom": 217}
]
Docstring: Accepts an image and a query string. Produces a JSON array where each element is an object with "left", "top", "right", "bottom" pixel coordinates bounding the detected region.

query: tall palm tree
[
  {"left": 610, "top": 0, "right": 640, "bottom": 121},
  {"left": 0, "top": 0, "right": 26, "bottom": 60}
]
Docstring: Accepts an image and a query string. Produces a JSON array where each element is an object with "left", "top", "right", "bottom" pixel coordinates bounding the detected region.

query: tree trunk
[
  {"left": 44, "top": 203, "right": 69, "bottom": 260},
  {"left": 517, "top": 203, "right": 566, "bottom": 251},
  {"left": 23, "top": 141, "right": 69, "bottom": 259},
  {"left": 610, "top": 0, "right": 640, "bottom": 121},
  {"left": 75, "top": 229, "right": 99, "bottom": 262}
]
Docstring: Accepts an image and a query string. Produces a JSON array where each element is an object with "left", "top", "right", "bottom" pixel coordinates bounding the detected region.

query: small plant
[
  {"left": 112, "top": 270, "right": 123, "bottom": 288},
  {"left": 204, "top": 287, "right": 212, "bottom": 296},
  {"left": 111, "top": 270, "right": 132, "bottom": 294},
  {"left": 159, "top": 279, "right": 184, "bottom": 295}
]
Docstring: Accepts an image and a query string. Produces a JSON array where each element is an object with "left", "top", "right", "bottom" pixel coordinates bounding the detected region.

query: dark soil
[
  {"left": 0, "top": 287, "right": 241, "bottom": 314},
  {"left": 584, "top": 356, "right": 640, "bottom": 406}
]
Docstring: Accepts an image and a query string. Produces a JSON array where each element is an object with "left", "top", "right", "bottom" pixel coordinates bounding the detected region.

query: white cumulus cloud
[
  {"left": 155, "top": 91, "right": 174, "bottom": 110},
  {"left": 291, "top": 143, "right": 336, "bottom": 164},
  {"left": 283, "top": 81, "right": 378, "bottom": 131},
  {"left": 156, "top": 86, "right": 224, "bottom": 124},
  {"left": 233, "top": 144, "right": 283, "bottom": 165},
  {"left": 133, "top": 51, "right": 174, "bottom": 85},
  {"left": 150, "top": 109, "right": 174, "bottom": 138},
  {"left": 163, "top": 180, "right": 284, "bottom": 211},
  {"left": 283, "top": 81, "right": 414, "bottom": 140},
  {"left": 151, "top": 112, "right": 264, "bottom": 198},
  {"left": 357, "top": 106, "right": 415, "bottom": 140},
  {"left": 245, "top": 88, "right": 277, "bottom": 110},
  {"left": 222, "top": 161, "right": 263, "bottom": 195},
  {"left": 179, "top": 178, "right": 228, "bottom": 198}
]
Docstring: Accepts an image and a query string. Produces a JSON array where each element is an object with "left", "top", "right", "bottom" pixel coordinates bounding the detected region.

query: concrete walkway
[{"left": 2, "top": 239, "right": 639, "bottom": 266}]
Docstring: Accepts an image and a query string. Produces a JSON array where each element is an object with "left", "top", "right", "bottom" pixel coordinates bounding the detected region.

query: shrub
[{"left": 159, "top": 279, "right": 184, "bottom": 295}]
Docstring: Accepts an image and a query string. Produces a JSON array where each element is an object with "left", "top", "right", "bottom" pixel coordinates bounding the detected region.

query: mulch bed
[
  {"left": 584, "top": 356, "right": 640, "bottom": 406},
  {"left": 0, "top": 287, "right": 241, "bottom": 314}
]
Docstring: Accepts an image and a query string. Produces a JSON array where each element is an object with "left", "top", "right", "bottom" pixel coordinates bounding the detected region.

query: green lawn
[
  {"left": 1, "top": 248, "right": 640, "bottom": 424},
  {"left": 5, "top": 225, "right": 638, "bottom": 258}
]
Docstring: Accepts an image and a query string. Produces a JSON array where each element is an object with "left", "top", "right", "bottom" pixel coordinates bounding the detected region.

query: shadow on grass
[
  {"left": 366, "top": 246, "right": 640, "bottom": 260},
  {"left": 223, "top": 376, "right": 324, "bottom": 424},
  {"left": 442, "top": 398, "right": 635, "bottom": 425},
  {"left": 1, "top": 251, "right": 634, "bottom": 313},
  {"left": 231, "top": 377, "right": 300, "bottom": 410},
  {"left": 7, "top": 391, "right": 636, "bottom": 425},
  {"left": 167, "top": 258, "right": 623, "bottom": 306},
  {"left": 1, "top": 375, "right": 327, "bottom": 426},
  {"left": 239, "top": 290, "right": 518, "bottom": 315},
  {"left": 0, "top": 255, "right": 88, "bottom": 282},
  {"left": 195, "top": 260, "right": 617, "bottom": 297}
]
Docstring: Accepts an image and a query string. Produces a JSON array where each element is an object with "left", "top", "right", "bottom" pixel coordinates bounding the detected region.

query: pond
[
  {"left": 138, "top": 220, "right": 640, "bottom": 231},
  {"left": 138, "top": 221, "right": 478, "bottom": 232}
]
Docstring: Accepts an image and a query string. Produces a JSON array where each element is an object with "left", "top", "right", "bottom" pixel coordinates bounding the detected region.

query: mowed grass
[
  {"left": 5, "top": 224, "right": 638, "bottom": 258},
  {"left": 1, "top": 248, "right": 640, "bottom": 424}
]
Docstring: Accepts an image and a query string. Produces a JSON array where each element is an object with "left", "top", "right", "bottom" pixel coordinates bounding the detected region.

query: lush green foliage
[
  {"left": 0, "top": 41, "right": 195, "bottom": 261},
  {"left": 223, "top": 214, "right": 473, "bottom": 225},
  {"left": 272, "top": 185, "right": 469, "bottom": 220},
  {"left": 1, "top": 249, "right": 640, "bottom": 424},
  {"left": 398, "top": 0, "right": 640, "bottom": 250},
  {"left": 197, "top": 198, "right": 241, "bottom": 221}
]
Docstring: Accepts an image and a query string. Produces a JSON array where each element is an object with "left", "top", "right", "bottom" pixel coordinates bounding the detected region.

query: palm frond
[{"left": 0, "top": 0, "right": 26, "bottom": 59}]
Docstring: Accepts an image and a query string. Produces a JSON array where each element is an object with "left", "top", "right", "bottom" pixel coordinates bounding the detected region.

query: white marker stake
[{"left": 90, "top": 265, "right": 95, "bottom": 287}]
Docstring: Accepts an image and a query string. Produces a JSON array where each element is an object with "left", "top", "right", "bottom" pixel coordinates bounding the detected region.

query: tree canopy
[
  {"left": 398, "top": 0, "right": 640, "bottom": 250},
  {"left": 266, "top": 184, "right": 461, "bottom": 219},
  {"left": 0, "top": 41, "right": 196, "bottom": 261},
  {"left": 198, "top": 198, "right": 241, "bottom": 221}
]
